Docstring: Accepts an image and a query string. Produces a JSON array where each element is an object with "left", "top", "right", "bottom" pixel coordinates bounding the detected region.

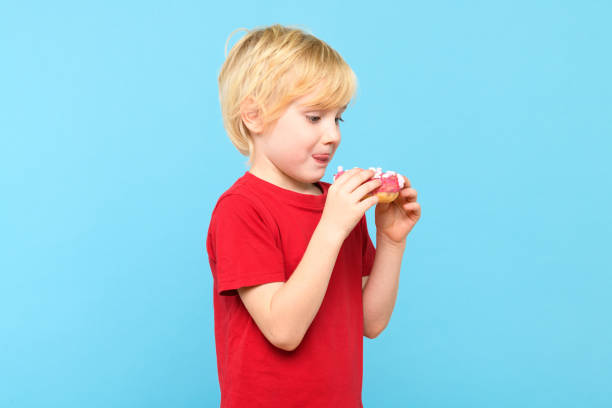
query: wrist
[
  {"left": 317, "top": 219, "right": 346, "bottom": 246},
  {"left": 376, "top": 232, "right": 406, "bottom": 250}
]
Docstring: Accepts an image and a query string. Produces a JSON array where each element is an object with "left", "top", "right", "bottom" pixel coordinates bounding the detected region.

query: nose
[{"left": 322, "top": 122, "right": 341, "bottom": 146}]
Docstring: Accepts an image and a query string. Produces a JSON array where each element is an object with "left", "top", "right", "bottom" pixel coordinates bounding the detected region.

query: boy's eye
[{"left": 306, "top": 115, "right": 345, "bottom": 124}]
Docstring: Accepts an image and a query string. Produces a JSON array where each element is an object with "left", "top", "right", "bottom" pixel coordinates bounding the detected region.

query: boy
[{"left": 206, "top": 24, "right": 421, "bottom": 407}]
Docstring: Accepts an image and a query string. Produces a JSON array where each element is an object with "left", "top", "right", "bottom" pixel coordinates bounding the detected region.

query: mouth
[{"left": 312, "top": 154, "right": 330, "bottom": 164}]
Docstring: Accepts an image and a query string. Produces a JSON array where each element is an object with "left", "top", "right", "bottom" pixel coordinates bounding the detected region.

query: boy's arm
[
  {"left": 362, "top": 232, "right": 406, "bottom": 339},
  {"left": 238, "top": 222, "right": 344, "bottom": 352}
]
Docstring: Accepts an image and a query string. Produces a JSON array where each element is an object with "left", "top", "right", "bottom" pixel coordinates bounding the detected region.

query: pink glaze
[{"left": 332, "top": 166, "right": 405, "bottom": 193}]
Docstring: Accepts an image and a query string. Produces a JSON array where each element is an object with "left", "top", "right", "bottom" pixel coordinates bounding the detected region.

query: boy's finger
[
  {"left": 344, "top": 169, "right": 376, "bottom": 192},
  {"left": 359, "top": 193, "right": 379, "bottom": 210},
  {"left": 353, "top": 178, "right": 382, "bottom": 200},
  {"left": 334, "top": 167, "right": 362, "bottom": 184},
  {"left": 400, "top": 174, "right": 411, "bottom": 189}
]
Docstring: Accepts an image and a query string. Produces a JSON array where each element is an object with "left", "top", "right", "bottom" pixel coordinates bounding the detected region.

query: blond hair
[{"left": 217, "top": 24, "right": 358, "bottom": 167}]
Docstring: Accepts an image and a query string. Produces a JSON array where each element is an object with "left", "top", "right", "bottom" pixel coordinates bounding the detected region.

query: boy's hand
[
  {"left": 374, "top": 175, "right": 421, "bottom": 245},
  {"left": 320, "top": 168, "right": 381, "bottom": 242}
]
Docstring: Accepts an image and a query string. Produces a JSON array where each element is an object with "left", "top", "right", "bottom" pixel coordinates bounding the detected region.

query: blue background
[{"left": 1, "top": 1, "right": 611, "bottom": 407}]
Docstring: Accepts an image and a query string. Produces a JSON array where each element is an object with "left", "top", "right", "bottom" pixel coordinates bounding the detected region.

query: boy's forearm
[
  {"left": 269, "top": 222, "right": 344, "bottom": 350},
  {"left": 362, "top": 233, "right": 405, "bottom": 338}
]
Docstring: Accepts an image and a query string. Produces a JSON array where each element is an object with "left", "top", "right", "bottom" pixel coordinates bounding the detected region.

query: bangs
[
  {"left": 297, "top": 64, "right": 357, "bottom": 111},
  {"left": 281, "top": 44, "right": 357, "bottom": 112}
]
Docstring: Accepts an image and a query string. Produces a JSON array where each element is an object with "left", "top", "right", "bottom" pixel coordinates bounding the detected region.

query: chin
[{"left": 305, "top": 172, "right": 323, "bottom": 183}]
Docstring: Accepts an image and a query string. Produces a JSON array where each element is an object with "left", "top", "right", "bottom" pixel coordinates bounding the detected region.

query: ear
[{"left": 240, "top": 97, "right": 264, "bottom": 134}]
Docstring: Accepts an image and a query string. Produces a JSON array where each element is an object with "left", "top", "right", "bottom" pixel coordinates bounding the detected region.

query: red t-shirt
[{"left": 206, "top": 171, "right": 376, "bottom": 408}]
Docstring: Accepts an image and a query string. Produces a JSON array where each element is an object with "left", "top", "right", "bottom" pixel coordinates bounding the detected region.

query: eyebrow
[{"left": 302, "top": 104, "right": 348, "bottom": 113}]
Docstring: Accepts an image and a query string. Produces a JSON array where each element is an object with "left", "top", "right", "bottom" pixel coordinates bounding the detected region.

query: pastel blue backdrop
[{"left": 1, "top": 1, "right": 610, "bottom": 407}]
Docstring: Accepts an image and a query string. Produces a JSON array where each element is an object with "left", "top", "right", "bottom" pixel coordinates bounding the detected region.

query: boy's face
[{"left": 249, "top": 92, "right": 345, "bottom": 195}]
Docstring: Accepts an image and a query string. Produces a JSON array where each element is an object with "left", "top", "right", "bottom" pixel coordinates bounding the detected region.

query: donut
[{"left": 332, "top": 166, "right": 405, "bottom": 203}]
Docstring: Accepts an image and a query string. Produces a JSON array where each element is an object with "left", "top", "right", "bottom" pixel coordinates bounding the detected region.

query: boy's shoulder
[
  {"left": 211, "top": 172, "right": 271, "bottom": 221},
  {"left": 211, "top": 172, "right": 331, "bottom": 221}
]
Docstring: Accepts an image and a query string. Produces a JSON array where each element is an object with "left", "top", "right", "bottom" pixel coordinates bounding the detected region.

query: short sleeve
[
  {"left": 361, "top": 215, "right": 376, "bottom": 277},
  {"left": 210, "top": 194, "right": 286, "bottom": 296}
]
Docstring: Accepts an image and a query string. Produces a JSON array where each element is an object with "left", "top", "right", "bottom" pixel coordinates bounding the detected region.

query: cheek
[
  {"left": 278, "top": 132, "right": 311, "bottom": 155},
  {"left": 269, "top": 117, "right": 314, "bottom": 159},
  {"left": 268, "top": 137, "right": 300, "bottom": 161}
]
